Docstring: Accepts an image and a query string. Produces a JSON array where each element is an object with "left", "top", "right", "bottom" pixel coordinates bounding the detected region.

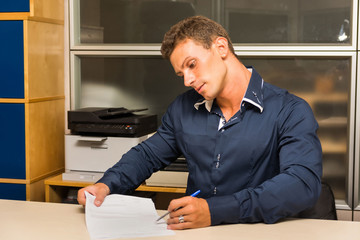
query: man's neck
[{"left": 216, "top": 60, "right": 251, "bottom": 121}]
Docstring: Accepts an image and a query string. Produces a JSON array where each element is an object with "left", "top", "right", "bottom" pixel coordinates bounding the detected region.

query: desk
[{"left": 1, "top": 199, "right": 360, "bottom": 240}]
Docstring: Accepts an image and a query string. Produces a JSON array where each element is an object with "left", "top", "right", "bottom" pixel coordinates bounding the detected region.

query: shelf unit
[
  {"left": 0, "top": 0, "right": 65, "bottom": 201},
  {"left": 45, "top": 174, "right": 186, "bottom": 209}
]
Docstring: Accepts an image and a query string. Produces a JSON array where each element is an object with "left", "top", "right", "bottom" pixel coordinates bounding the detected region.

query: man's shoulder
[
  {"left": 263, "top": 81, "right": 306, "bottom": 103},
  {"left": 263, "top": 81, "right": 288, "bottom": 96},
  {"left": 162, "top": 89, "right": 201, "bottom": 124},
  {"left": 263, "top": 81, "right": 312, "bottom": 117},
  {"left": 172, "top": 89, "right": 202, "bottom": 105}
]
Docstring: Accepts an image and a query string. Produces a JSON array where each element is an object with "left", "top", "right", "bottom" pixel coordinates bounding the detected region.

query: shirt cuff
[
  {"left": 96, "top": 174, "right": 127, "bottom": 194},
  {"left": 206, "top": 195, "right": 240, "bottom": 225}
]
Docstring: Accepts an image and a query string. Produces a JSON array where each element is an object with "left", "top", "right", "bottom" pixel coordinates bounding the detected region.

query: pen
[{"left": 156, "top": 190, "right": 201, "bottom": 222}]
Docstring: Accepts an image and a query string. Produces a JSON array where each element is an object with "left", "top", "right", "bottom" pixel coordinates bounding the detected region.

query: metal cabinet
[{"left": 67, "top": 0, "right": 358, "bottom": 217}]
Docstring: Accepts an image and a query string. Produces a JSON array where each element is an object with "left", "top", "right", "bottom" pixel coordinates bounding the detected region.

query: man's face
[{"left": 169, "top": 38, "right": 227, "bottom": 100}]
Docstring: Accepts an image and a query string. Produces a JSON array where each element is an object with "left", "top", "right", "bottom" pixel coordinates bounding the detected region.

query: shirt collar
[
  {"left": 242, "top": 67, "right": 264, "bottom": 113},
  {"left": 194, "top": 99, "right": 213, "bottom": 112},
  {"left": 193, "top": 67, "right": 264, "bottom": 113}
]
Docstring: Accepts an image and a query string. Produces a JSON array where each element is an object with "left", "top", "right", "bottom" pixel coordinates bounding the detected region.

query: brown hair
[{"left": 160, "top": 15, "right": 235, "bottom": 59}]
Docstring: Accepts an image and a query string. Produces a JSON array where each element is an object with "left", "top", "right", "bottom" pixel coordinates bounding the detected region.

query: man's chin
[{"left": 202, "top": 94, "right": 215, "bottom": 101}]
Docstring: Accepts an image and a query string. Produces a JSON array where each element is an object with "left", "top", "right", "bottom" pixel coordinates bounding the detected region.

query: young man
[{"left": 77, "top": 16, "right": 322, "bottom": 230}]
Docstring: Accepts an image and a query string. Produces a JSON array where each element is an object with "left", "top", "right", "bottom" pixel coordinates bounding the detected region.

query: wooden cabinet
[{"left": 0, "top": 0, "right": 64, "bottom": 201}]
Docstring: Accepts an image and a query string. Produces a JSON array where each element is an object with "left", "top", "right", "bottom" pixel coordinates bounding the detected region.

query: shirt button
[
  {"left": 216, "top": 154, "right": 220, "bottom": 168},
  {"left": 221, "top": 129, "right": 225, "bottom": 133}
]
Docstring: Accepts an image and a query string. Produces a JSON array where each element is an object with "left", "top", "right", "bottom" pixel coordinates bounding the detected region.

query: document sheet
[{"left": 85, "top": 191, "right": 174, "bottom": 239}]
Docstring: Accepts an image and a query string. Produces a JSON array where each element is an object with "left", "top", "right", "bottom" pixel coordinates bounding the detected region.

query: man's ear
[{"left": 214, "top": 37, "right": 229, "bottom": 58}]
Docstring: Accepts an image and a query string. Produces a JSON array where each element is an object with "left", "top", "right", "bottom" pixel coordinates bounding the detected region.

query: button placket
[{"left": 216, "top": 153, "right": 220, "bottom": 168}]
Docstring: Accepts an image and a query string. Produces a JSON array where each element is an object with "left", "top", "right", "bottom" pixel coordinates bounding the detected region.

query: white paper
[{"left": 85, "top": 191, "right": 174, "bottom": 240}]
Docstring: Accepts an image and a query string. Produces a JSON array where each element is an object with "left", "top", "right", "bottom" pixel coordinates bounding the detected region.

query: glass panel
[
  {"left": 240, "top": 56, "right": 351, "bottom": 201},
  {"left": 79, "top": 0, "right": 208, "bottom": 44},
  {"left": 76, "top": 0, "right": 353, "bottom": 45},
  {"left": 225, "top": 0, "right": 352, "bottom": 44},
  {"left": 75, "top": 56, "right": 187, "bottom": 125}
]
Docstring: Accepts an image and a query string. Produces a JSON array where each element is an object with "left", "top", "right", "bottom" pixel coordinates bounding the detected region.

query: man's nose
[{"left": 183, "top": 72, "right": 195, "bottom": 87}]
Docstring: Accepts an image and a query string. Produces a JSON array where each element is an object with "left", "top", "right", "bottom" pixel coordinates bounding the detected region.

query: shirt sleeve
[
  {"left": 206, "top": 97, "right": 323, "bottom": 224},
  {"left": 97, "top": 102, "right": 181, "bottom": 194}
]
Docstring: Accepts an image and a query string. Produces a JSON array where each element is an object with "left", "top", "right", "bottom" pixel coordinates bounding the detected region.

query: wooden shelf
[
  {"left": 318, "top": 117, "right": 347, "bottom": 127},
  {"left": 294, "top": 92, "right": 348, "bottom": 105},
  {"left": 321, "top": 142, "right": 347, "bottom": 154},
  {"left": 136, "top": 184, "right": 186, "bottom": 194},
  {"left": 44, "top": 173, "right": 186, "bottom": 203}
]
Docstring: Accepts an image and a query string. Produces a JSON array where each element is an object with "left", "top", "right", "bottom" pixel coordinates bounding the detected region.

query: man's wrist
[
  {"left": 206, "top": 195, "right": 240, "bottom": 225},
  {"left": 95, "top": 182, "right": 110, "bottom": 195}
]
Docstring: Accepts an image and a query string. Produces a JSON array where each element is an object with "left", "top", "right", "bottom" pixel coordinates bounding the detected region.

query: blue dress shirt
[{"left": 98, "top": 67, "right": 322, "bottom": 224}]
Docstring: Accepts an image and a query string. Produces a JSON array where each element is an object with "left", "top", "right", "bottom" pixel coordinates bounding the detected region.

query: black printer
[{"left": 68, "top": 107, "right": 157, "bottom": 137}]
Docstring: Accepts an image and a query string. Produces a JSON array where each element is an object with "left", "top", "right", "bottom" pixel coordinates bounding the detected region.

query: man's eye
[
  {"left": 189, "top": 60, "right": 196, "bottom": 68},
  {"left": 177, "top": 74, "right": 184, "bottom": 80}
]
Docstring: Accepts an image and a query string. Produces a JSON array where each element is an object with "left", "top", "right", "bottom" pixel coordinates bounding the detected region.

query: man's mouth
[{"left": 196, "top": 84, "right": 205, "bottom": 93}]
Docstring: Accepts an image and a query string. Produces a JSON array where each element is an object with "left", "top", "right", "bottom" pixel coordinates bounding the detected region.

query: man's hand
[
  {"left": 166, "top": 196, "right": 211, "bottom": 230},
  {"left": 77, "top": 183, "right": 110, "bottom": 207}
]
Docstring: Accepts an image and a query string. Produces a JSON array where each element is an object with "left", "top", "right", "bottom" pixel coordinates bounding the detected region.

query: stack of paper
[{"left": 85, "top": 191, "right": 174, "bottom": 239}]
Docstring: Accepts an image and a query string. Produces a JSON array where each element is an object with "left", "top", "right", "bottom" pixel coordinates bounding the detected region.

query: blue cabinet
[
  {"left": 0, "top": 103, "right": 26, "bottom": 179},
  {"left": 0, "top": 1, "right": 29, "bottom": 12},
  {"left": 0, "top": 1, "right": 64, "bottom": 202},
  {"left": 0, "top": 183, "right": 26, "bottom": 200},
  {"left": 0, "top": 21, "right": 24, "bottom": 98}
]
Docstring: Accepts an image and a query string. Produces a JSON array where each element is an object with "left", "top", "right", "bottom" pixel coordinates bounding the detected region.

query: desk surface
[{"left": 1, "top": 199, "right": 360, "bottom": 240}]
